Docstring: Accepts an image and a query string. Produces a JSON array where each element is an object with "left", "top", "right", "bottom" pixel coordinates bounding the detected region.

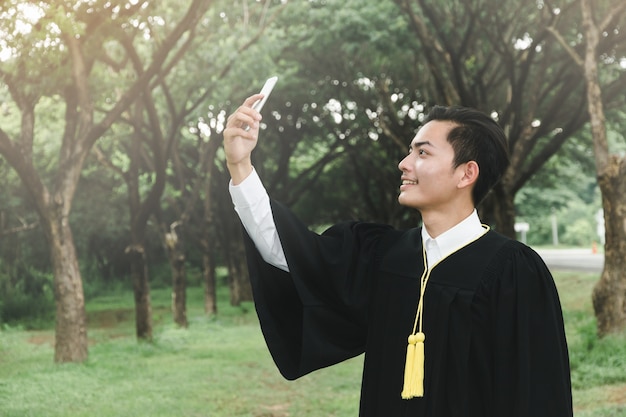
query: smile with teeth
[{"left": 402, "top": 180, "right": 417, "bottom": 185}]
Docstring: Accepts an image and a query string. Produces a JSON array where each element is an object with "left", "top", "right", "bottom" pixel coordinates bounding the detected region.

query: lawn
[{"left": 0, "top": 271, "right": 625, "bottom": 416}]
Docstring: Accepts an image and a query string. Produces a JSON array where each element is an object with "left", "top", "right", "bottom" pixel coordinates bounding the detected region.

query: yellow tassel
[
  {"left": 401, "top": 335, "right": 416, "bottom": 399},
  {"left": 412, "top": 332, "right": 425, "bottom": 397},
  {"left": 401, "top": 332, "right": 425, "bottom": 399}
]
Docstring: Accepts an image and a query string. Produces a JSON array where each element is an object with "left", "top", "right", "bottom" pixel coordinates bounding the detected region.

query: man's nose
[{"left": 398, "top": 154, "right": 410, "bottom": 172}]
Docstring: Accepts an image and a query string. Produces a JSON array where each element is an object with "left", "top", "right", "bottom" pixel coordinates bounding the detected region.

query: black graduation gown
[{"left": 243, "top": 200, "right": 573, "bottom": 417}]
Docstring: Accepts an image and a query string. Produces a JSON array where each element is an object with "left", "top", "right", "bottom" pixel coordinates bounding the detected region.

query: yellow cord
[
  {"left": 401, "top": 225, "right": 490, "bottom": 400},
  {"left": 401, "top": 245, "right": 430, "bottom": 399}
]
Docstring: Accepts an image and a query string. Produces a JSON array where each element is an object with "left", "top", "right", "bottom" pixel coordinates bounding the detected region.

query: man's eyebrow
[{"left": 411, "top": 140, "right": 433, "bottom": 149}]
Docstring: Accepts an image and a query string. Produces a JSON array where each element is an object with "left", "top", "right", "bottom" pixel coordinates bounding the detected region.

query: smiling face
[{"left": 397, "top": 120, "right": 474, "bottom": 213}]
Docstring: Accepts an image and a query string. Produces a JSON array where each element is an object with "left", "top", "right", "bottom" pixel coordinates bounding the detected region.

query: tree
[
  {"left": 90, "top": 0, "right": 285, "bottom": 333},
  {"left": 386, "top": 0, "right": 626, "bottom": 236},
  {"left": 0, "top": 0, "right": 211, "bottom": 361},
  {"left": 514, "top": 131, "right": 599, "bottom": 246},
  {"left": 549, "top": 0, "right": 626, "bottom": 336},
  {"left": 580, "top": 0, "right": 626, "bottom": 337},
  {"left": 93, "top": 92, "right": 170, "bottom": 338},
  {"left": 234, "top": 0, "right": 615, "bottom": 237},
  {"left": 154, "top": 0, "right": 288, "bottom": 315},
  {"left": 224, "top": 0, "right": 416, "bottom": 230}
]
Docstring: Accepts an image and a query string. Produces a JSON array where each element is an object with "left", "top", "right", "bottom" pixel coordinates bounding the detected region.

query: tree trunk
[
  {"left": 226, "top": 236, "right": 253, "bottom": 307},
  {"left": 592, "top": 157, "right": 626, "bottom": 336},
  {"left": 227, "top": 253, "right": 243, "bottom": 307},
  {"left": 48, "top": 213, "right": 88, "bottom": 363},
  {"left": 493, "top": 187, "right": 516, "bottom": 239},
  {"left": 580, "top": 0, "right": 626, "bottom": 337},
  {"left": 171, "top": 257, "right": 187, "bottom": 328},
  {"left": 201, "top": 242, "right": 218, "bottom": 315},
  {"left": 126, "top": 244, "right": 153, "bottom": 340},
  {"left": 163, "top": 222, "right": 188, "bottom": 328},
  {"left": 479, "top": 183, "right": 516, "bottom": 238},
  {"left": 214, "top": 178, "right": 254, "bottom": 307}
]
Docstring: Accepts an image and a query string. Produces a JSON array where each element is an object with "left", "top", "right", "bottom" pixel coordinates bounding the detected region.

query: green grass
[
  {"left": 553, "top": 271, "right": 626, "bottom": 417},
  {"left": 0, "top": 286, "right": 362, "bottom": 417},
  {"left": 1, "top": 272, "right": 625, "bottom": 416}
]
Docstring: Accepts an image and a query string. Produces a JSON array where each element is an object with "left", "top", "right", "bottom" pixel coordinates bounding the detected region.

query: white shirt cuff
[{"left": 229, "top": 167, "right": 266, "bottom": 209}]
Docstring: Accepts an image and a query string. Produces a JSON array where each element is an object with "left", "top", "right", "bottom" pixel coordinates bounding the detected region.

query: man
[{"left": 224, "top": 94, "right": 573, "bottom": 416}]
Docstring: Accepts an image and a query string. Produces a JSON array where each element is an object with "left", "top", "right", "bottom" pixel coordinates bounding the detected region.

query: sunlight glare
[
  {"left": 514, "top": 33, "right": 533, "bottom": 50},
  {"left": 0, "top": 3, "right": 46, "bottom": 61}
]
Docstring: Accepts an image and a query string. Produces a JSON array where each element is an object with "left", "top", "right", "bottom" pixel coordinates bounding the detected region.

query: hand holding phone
[{"left": 244, "top": 76, "right": 278, "bottom": 131}]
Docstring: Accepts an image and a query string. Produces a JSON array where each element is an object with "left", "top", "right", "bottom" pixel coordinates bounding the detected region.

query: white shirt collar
[{"left": 421, "top": 209, "right": 486, "bottom": 266}]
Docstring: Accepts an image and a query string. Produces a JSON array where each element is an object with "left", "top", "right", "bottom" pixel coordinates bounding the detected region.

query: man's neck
[{"left": 420, "top": 205, "right": 476, "bottom": 238}]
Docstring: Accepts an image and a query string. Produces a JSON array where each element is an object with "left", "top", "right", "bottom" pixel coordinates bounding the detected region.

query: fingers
[
  {"left": 225, "top": 94, "right": 264, "bottom": 136},
  {"left": 222, "top": 95, "right": 266, "bottom": 172},
  {"left": 243, "top": 93, "right": 264, "bottom": 108}
]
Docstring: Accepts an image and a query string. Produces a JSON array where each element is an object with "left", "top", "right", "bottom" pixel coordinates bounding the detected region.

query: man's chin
[{"left": 397, "top": 196, "right": 421, "bottom": 210}]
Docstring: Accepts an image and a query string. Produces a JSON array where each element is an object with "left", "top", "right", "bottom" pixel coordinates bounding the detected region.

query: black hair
[{"left": 423, "top": 105, "right": 510, "bottom": 205}]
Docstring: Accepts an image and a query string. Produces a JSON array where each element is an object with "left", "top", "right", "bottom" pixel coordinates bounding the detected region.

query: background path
[{"left": 534, "top": 248, "right": 604, "bottom": 273}]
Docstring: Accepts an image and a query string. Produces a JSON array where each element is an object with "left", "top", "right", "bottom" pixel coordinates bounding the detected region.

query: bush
[
  {"left": 0, "top": 291, "right": 55, "bottom": 329},
  {"left": 561, "top": 218, "right": 596, "bottom": 247},
  {"left": 569, "top": 317, "right": 626, "bottom": 389},
  {"left": 0, "top": 264, "right": 55, "bottom": 329}
]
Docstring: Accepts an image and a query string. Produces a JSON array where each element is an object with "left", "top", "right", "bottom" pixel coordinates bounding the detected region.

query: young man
[{"left": 224, "top": 94, "right": 573, "bottom": 417}]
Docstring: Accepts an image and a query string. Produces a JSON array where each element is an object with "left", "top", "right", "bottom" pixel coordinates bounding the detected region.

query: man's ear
[{"left": 458, "top": 161, "right": 479, "bottom": 189}]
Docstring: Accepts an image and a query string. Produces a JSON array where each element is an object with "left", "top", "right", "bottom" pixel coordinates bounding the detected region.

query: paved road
[{"left": 534, "top": 248, "right": 604, "bottom": 273}]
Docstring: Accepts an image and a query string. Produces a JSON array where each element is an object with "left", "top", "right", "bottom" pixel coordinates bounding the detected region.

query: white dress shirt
[
  {"left": 421, "top": 210, "right": 487, "bottom": 267},
  {"left": 229, "top": 168, "right": 487, "bottom": 272}
]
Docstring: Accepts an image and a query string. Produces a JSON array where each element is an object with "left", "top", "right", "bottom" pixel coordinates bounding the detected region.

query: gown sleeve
[
  {"left": 484, "top": 241, "right": 573, "bottom": 417},
  {"left": 242, "top": 199, "right": 393, "bottom": 380}
]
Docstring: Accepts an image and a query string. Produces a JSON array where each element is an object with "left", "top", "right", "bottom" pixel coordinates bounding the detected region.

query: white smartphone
[
  {"left": 244, "top": 76, "right": 278, "bottom": 131},
  {"left": 252, "top": 76, "right": 278, "bottom": 112}
]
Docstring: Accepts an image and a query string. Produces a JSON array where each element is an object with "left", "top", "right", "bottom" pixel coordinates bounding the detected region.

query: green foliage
[
  {"left": 0, "top": 263, "right": 55, "bottom": 328},
  {"left": 561, "top": 217, "right": 596, "bottom": 247},
  {"left": 607, "top": 111, "right": 626, "bottom": 156},
  {"left": 553, "top": 270, "right": 626, "bottom": 413},
  {"left": 570, "top": 321, "right": 626, "bottom": 389},
  {"left": 515, "top": 131, "right": 602, "bottom": 246}
]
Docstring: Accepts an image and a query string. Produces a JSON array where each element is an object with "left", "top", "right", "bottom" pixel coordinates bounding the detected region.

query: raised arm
[{"left": 224, "top": 95, "right": 288, "bottom": 272}]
